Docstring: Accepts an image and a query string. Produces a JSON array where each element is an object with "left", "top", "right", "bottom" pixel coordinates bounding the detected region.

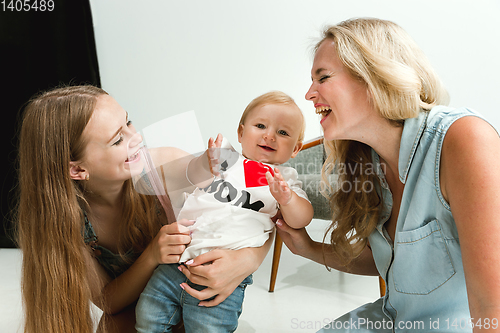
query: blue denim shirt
[{"left": 368, "top": 106, "right": 488, "bottom": 332}]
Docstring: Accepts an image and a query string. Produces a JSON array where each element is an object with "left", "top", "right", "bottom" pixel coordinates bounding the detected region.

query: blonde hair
[
  {"left": 239, "top": 91, "right": 306, "bottom": 142},
  {"left": 16, "top": 85, "right": 160, "bottom": 333},
  {"left": 319, "top": 18, "right": 449, "bottom": 265}
]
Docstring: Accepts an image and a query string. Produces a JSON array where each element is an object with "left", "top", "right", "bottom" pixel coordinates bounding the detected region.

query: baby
[{"left": 136, "top": 91, "right": 314, "bottom": 333}]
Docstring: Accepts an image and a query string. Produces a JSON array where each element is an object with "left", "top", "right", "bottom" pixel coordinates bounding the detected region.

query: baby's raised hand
[
  {"left": 207, "top": 133, "right": 223, "bottom": 176},
  {"left": 266, "top": 168, "right": 292, "bottom": 206}
]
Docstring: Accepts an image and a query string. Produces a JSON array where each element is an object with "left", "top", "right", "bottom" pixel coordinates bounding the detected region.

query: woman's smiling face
[
  {"left": 78, "top": 95, "right": 144, "bottom": 183},
  {"left": 305, "top": 39, "right": 376, "bottom": 141}
]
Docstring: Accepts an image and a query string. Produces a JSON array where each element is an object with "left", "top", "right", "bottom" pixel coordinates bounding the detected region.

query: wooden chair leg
[
  {"left": 379, "top": 276, "right": 386, "bottom": 297},
  {"left": 269, "top": 232, "right": 283, "bottom": 292}
]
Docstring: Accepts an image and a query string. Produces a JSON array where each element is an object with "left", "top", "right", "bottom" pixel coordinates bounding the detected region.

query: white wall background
[{"left": 89, "top": 0, "right": 500, "bottom": 152}]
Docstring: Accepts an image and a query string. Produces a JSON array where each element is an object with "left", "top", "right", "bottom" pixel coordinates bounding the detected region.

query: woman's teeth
[
  {"left": 315, "top": 105, "right": 332, "bottom": 116},
  {"left": 126, "top": 151, "right": 139, "bottom": 162}
]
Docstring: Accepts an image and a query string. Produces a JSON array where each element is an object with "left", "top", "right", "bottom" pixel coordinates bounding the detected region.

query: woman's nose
[
  {"left": 305, "top": 83, "right": 317, "bottom": 101},
  {"left": 128, "top": 132, "right": 143, "bottom": 148}
]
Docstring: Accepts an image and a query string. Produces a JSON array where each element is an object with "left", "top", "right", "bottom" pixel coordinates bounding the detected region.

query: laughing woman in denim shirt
[{"left": 277, "top": 17, "right": 500, "bottom": 332}]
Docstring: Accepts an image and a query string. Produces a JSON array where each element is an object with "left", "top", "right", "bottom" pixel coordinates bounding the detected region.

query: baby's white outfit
[{"left": 178, "top": 150, "right": 307, "bottom": 262}]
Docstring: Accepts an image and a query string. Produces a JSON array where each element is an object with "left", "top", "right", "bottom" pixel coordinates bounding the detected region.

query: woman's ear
[
  {"left": 69, "top": 162, "right": 88, "bottom": 181},
  {"left": 290, "top": 141, "right": 303, "bottom": 158}
]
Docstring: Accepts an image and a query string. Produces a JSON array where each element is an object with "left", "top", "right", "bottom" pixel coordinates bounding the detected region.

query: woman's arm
[
  {"left": 150, "top": 135, "right": 223, "bottom": 193},
  {"left": 91, "top": 222, "right": 192, "bottom": 314},
  {"left": 441, "top": 116, "right": 500, "bottom": 331},
  {"left": 149, "top": 146, "right": 199, "bottom": 193},
  {"left": 178, "top": 230, "right": 274, "bottom": 307},
  {"left": 276, "top": 219, "right": 379, "bottom": 276}
]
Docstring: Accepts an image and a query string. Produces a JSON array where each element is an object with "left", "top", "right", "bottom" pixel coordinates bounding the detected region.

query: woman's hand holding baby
[
  {"left": 146, "top": 220, "right": 193, "bottom": 266},
  {"left": 178, "top": 248, "right": 259, "bottom": 307}
]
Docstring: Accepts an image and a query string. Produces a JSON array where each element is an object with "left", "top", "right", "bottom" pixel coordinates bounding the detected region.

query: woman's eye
[
  {"left": 113, "top": 136, "right": 124, "bottom": 146},
  {"left": 319, "top": 75, "right": 330, "bottom": 83},
  {"left": 256, "top": 124, "right": 265, "bottom": 129},
  {"left": 126, "top": 120, "right": 133, "bottom": 126},
  {"left": 278, "top": 130, "right": 289, "bottom": 136}
]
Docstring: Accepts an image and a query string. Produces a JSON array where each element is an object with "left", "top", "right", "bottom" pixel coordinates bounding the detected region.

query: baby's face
[{"left": 238, "top": 103, "right": 303, "bottom": 164}]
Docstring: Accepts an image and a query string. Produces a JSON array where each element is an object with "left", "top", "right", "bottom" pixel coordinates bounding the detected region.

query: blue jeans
[
  {"left": 317, "top": 299, "right": 391, "bottom": 333},
  {"left": 136, "top": 263, "right": 253, "bottom": 333}
]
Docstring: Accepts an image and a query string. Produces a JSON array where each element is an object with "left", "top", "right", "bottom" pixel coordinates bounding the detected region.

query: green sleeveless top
[{"left": 83, "top": 211, "right": 139, "bottom": 279}]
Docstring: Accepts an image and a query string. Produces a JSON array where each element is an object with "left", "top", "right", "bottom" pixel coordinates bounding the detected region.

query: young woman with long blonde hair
[
  {"left": 278, "top": 18, "right": 500, "bottom": 332},
  {"left": 17, "top": 85, "right": 271, "bottom": 333}
]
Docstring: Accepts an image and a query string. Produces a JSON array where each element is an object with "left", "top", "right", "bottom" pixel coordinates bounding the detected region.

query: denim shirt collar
[
  {"left": 371, "top": 111, "right": 429, "bottom": 229},
  {"left": 398, "top": 111, "right": 429, "bottom": 184}
]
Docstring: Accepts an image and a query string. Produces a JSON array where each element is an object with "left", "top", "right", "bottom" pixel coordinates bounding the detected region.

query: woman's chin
[{"left": 126, "top": 160, "right": 145, "bottom": 178}]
